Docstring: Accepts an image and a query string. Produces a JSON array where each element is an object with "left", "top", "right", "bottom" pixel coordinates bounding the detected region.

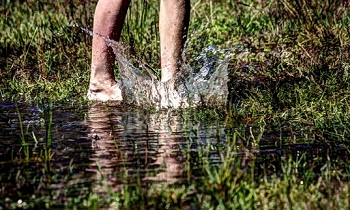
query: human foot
[
  {"left": 160, "top": 80, "right": 188, "bottom": 109},
  {"left": 87, "top": 82, "right": 123, "bottom": 101}
]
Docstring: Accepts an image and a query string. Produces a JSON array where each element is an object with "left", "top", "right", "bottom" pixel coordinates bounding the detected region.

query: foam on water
[{"left": 85, "top": 29, "right": 232, "bottom": 109}]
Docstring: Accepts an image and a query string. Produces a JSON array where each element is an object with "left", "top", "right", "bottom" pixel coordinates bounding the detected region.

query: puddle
[
  {"left": 0, "top": 102, "right": 227, "bottom": 207},
  {"left": 0, "top": 102, "right": 349, "bottom": 207}
]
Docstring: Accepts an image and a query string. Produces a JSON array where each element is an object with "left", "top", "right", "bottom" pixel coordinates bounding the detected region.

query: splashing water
[{"left": 83, "top": 28, "right": 233, "bottom": 109}]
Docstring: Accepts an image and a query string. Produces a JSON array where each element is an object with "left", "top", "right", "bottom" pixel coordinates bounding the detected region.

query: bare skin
[
  {"left": 159, "top": 0, "right": 190, "bottom": 83},
  {"left": 88, "top": 0, "right": 190, "bottom": 101}
]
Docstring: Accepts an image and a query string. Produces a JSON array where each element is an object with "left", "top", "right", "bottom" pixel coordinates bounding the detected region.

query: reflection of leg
[
  {"left": 146, "top": 114, "right": 183, "bottom": 183},
  {"left": 86, "top": 104, "right": 122, "bottom": 193},
  {"left": 88, "top": 0, "right": 131, "bottom": 101},
  {"left": 159, "top": 0, "right": 190, "bottom": 83}
]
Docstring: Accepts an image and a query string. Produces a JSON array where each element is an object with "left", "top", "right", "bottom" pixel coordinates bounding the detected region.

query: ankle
[{"left": 90, "top": 63, "right": 116, "bottom": 84}]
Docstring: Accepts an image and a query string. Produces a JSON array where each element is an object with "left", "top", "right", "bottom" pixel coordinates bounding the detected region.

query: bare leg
[
  {"left": 88, "top": 0, "right": 131, "bottom": 101},
  {"left": 159, "top": 0, "right": 190, "bottom": 83}
]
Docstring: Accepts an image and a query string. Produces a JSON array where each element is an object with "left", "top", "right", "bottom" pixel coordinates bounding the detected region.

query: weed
[{"left": 1, "top": 0, "right": 350, "bottom": 209}]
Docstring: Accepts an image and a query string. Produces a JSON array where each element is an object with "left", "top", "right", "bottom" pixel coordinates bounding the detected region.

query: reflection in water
[
  {"left": 1, "top": 102, "right": 349, "bottom": 208},
  {"left": 86, "top": 103, "right": 187, "bottom": 194},
  {"left": 0, "top": 103, "right": 94, "bottom": 208},
  {"left": 145, "top": 114, "right": 183, "bottom": 183}
]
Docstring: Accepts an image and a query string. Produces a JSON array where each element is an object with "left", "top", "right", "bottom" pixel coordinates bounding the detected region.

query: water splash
[{"left": 82, "top": 28, "right": 233, "bottom": 109}]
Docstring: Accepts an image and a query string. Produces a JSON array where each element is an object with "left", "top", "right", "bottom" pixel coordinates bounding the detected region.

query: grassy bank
[
  {"left": 2, "top": 0, "right": 350, "bottom": 109},
  {"left": 1, "top": 0, "right": 350, "bottom": 209}
]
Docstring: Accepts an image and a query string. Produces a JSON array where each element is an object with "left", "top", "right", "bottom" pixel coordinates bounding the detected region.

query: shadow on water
[{"left": 0, "top": 101, "right": 349, "bottom": 208}]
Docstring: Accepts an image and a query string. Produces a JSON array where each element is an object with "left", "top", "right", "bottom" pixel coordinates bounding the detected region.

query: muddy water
[{"left": 0, "top": 102, "right": 349, "bottom": 208}]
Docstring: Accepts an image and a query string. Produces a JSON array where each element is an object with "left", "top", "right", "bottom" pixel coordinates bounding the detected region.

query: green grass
[
  {"left": 1, "top": 0, "right": 92, "bottom": 103},
  {"left": 68, "top": 124, "right": 350, "bottom": 209},
  {"left": 1, "top": 0, "right": 350, "bottom": 209}
]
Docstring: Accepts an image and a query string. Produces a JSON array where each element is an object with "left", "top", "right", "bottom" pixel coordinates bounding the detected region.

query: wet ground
[{"left": 0, "top": 101, "right": 349, "bottom": 208}]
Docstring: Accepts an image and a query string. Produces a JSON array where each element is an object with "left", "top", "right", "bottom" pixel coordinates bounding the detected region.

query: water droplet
[{"left": 83, "top": 27, "right": 233, "bottom": 109}]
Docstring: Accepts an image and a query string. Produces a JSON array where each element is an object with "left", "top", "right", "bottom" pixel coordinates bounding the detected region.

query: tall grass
[
  {"left": 1, "top": 0, "right": 93, "bottom": 103},
  {"left": 1, "top": 0, "right": 350, "bottom": 208},
  {"left": 2, "top": 0, "right": 349, "bottom": 109}
]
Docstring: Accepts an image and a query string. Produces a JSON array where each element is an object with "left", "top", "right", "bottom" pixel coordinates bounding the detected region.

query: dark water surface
[{"left": 0, "top": 101, "right": 349, "bottom": 208}]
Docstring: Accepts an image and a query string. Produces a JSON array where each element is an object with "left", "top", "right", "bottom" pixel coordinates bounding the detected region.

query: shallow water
[
  {"left": 0, "top": 102, "right": 349, "bottom": 208},
  {"left": 0, "top": 102, "right": 225, "bottom": 208}
]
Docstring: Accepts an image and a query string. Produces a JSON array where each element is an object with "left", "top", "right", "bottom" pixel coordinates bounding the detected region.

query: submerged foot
[
  {"left": 160, "top": 80, "right": 188, "bottom": 109},
  {"left": 87, "top": 82, "right": 123, "bottom": 101}
]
